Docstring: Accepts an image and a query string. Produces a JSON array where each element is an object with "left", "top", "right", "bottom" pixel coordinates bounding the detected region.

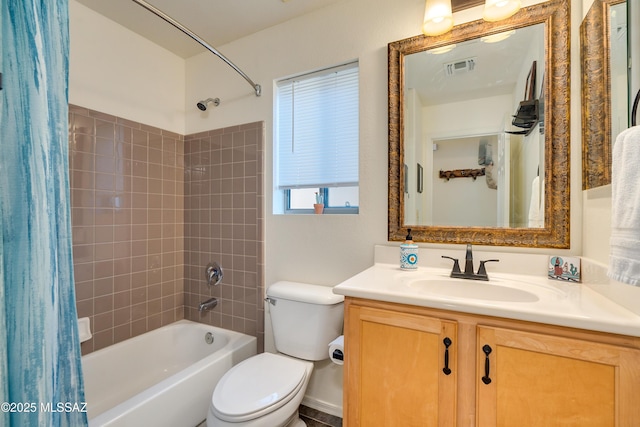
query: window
[{"left": 274, "top": 62, "right": 359, "bottom": 214}]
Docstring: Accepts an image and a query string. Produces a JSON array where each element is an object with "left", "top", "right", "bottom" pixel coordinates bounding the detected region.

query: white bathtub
[{"left": 82, "top": 320, "right": 257, "bottom": 427}]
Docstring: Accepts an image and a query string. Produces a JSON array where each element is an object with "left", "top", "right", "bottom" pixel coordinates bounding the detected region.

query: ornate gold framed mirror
[
  {"left": 581, "top": 0, "right": 627, "bottom": 190},
  {"left": 388, "top": 0, "right": 570, "bottom": 248}
]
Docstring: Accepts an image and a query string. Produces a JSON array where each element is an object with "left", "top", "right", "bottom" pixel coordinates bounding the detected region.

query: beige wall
[{"left": 69, "top": 1, "right": 186, "bottom": 134}]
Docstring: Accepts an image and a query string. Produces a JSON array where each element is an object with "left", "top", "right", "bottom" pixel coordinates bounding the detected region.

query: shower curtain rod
[{"left": 131, "top": 0, "right": 262, "bottom": 97}]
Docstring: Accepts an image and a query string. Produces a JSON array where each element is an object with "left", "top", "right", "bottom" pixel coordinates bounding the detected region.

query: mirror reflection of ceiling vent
[{"left": 444, "top": 57, "right": 477, "bottom": 77}]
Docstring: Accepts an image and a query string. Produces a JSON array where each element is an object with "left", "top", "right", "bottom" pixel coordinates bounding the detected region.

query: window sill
[{"left": 282, "top": 207, "right": 359, "bottom": 215}]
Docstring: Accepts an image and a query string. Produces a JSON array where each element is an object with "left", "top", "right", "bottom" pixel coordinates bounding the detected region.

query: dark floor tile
[{"left": 300, "top": 405, "right": 342, "bottom": 427}]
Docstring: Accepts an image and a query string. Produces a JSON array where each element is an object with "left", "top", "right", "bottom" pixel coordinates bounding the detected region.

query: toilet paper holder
[{"left": 328, "top": 335, "right": 345, "bottom": 365}]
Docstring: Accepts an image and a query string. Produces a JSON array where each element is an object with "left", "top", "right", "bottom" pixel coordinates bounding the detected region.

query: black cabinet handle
[
  {"left": 442, "top": 337, "right": 452, "bottom": 375},
  {"left": 482, "top": 344, "right": 492, "bottom": 384}
]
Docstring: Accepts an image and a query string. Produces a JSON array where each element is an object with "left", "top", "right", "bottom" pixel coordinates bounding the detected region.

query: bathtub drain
[{"left": 205, "top": 332, "right": 214, "bottom": 344}]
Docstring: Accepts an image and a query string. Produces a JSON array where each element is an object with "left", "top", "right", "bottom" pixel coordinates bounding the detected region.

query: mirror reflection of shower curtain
[{"left": 0, "top": 1, "right": 87, "bottom": 425}]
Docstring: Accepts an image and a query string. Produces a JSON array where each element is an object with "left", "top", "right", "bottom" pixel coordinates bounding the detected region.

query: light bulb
[{"left": 422, "top": 0, "right": 454, "bottom": 36}]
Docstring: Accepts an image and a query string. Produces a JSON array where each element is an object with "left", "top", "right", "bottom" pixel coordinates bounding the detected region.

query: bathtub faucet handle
[{"left": 205, "top": 262, "right": 223, "bottom": 286}]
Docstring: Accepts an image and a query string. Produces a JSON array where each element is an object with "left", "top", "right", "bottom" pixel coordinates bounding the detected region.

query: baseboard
[{"left": 301, "top": 396, "right": 342, "bottom": 418}]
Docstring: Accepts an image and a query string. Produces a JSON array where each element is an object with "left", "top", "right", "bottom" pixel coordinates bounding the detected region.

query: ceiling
[
  {"left": 74, "top": 0, "right": 344, "bottom": 58},
  {"left": 405, "top": 24, "right": 544, "bottom": 106}
]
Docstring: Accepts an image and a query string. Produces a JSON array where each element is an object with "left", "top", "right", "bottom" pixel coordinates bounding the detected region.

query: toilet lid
[{"left": 212, "top": 352, "right": 308, "bottom": 422}]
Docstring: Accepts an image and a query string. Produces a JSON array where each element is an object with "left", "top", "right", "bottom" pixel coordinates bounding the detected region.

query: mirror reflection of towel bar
[{"left": 439, "top": 168, "right": 486, "bottom": 181}]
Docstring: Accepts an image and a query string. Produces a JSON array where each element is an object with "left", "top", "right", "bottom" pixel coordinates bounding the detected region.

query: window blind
[{"left": 276, "top": 62, "right": 359, "bottom": 190}]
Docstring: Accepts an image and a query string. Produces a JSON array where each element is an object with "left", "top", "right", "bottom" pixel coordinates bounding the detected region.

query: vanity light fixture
[
  {"left": 422, "top": 0, "right": 454, "bottom": 36},
  {"left": 482, "top": 0, "right": 521, "bottom": 22}
]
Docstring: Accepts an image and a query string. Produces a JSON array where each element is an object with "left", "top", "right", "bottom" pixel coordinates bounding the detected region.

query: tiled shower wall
[
  {"left": 183, "top": 122, "right": 265, "bottom": 351},
  {"left": 69, "top": 105, "right": 185, "bottom": 354},
  {"left": 69, "top": 105, "right": 265, "bottom": 354}
]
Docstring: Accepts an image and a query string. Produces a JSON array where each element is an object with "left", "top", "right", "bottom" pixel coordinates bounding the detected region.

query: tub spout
[{"left": 199, "top": 297, "right": 218, "bottom": 313}]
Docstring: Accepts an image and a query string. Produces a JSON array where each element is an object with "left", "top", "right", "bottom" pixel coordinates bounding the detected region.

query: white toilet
[{"left": 206, "top": 281, "right": 344, "bottom": 427}]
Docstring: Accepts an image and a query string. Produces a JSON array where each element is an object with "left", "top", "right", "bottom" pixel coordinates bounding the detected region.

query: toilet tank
[{"left": 267, "top": 281, "right": 344, "bottom": 361}]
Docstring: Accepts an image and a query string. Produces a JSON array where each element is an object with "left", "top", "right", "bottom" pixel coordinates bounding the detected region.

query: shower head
[{"left": 197, "top": 97, "right": 220, "bottom": 111}]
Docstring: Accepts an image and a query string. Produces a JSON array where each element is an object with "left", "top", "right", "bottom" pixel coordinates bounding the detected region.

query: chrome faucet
[{"left": 442, "top": 244, "right": 499, "bottom": 281}]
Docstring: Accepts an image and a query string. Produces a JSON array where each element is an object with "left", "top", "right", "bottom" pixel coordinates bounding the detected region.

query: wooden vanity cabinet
[
  {"left": 343, "top": 297, "right": 640, "bottom": 427},
  {"left": 476, "top": 325, "right": 640, "bottom": 426},
  {"left": 344, "top": 300, "right": 458, "bottom": 426}
]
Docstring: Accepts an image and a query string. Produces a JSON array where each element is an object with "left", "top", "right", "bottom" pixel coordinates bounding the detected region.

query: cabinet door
[
  {"left": 477, "top": 326, "right": 640, "bottom": 426},
  {"left": 344, "top": 303, "right": 457, "bottom": 427}
]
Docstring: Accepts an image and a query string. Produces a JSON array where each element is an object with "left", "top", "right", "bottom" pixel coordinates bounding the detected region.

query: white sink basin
[
  {"left": 407, "top": 278, "right": 540, "bottom": 302},
  {"left": 333, "top": 263, "right": 640, "bottom": 337}
]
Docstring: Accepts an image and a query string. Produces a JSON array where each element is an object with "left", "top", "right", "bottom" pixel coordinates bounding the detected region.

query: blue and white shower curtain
[{"left": 1, "top": 1, "right": 87, "bottom": 426}]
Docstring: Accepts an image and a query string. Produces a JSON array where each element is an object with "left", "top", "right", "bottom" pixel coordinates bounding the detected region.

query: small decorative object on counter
[
  {"left": 400, "top": 229, "right": 419, "bottom": 270},
  {"left": 314, "top": 192, "right": 324, "bottom": 214},
  {"left": 548, "top": 256, "right": 581, "bottom": 282}
]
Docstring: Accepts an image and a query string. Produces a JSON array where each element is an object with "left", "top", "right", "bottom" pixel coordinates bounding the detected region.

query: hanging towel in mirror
[
  {"left": 527, "top": 176, "right": 544, "bottom": 227},
  {"left": 485, "top": 163, "right": 497, "bottom": 190},
  {"left": 478, "top": 139, "right": 493, "bottom": 166},
  {"left": 608, "top": 126, "right": 640, "bottom": 286},
  {"left": 478, "top": 140, "right": 487, "bottom": 165}
]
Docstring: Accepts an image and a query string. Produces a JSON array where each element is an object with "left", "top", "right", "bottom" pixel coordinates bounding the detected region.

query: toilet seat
[{"left": 211, "top": 352, "right": 308, "bottom": 423}]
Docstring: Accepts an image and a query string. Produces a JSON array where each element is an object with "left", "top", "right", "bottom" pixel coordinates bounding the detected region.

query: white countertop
[{"left": 333, "top": 263, "right": 640, "bottom": 337}]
